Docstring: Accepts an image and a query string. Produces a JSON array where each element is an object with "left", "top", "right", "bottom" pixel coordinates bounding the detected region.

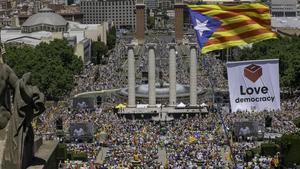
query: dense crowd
[
  {"left": 32, "top": 36, "right": 300, "bottom": 169},
  {"left": 103, "top": 115, "right": 161, "bottom": 168},
  {"left": 163, "top": 115, "right": 230, "bottom": 168},
  {"left": 34, "top": 98, "right": 299, "bottom": 169},
  {"left": 224, "top": 99, "right": 300, "bottom": 135},
  {"left": 71, "top": 39, "right": 129, "bottom": 95},
  {"left": 34, "top": 102, "right": 68, "bottom": 140}
]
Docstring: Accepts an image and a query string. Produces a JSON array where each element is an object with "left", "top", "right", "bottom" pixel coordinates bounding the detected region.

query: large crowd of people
[
  {"left": 164, "top": 115, "right": 230, "bottom": 168},
  {"left": 32, "top": 35, "right": 300, "bottom": 169},
  {"left": 71, "top": 39, "right": 129, "bottom": 95},
  {"left": 34, "top": 98, "right": 300, "bottom": 168}
]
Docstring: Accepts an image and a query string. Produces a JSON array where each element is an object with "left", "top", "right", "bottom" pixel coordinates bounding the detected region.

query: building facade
[
  {"left": 271, "top": 0, "right": 300, "bottom": 17},
  {"left": 145, "top": 0, "right": 157, "bottom": 9},
  {"left": 80, "top": 0, "right": 136, "bottom": 30},
  {"left": 158, "top": 0, "right": 173, "bottom": 10},
  {"left": 0, "top": 0, "right": 11, "bottom": 11},
  {"left": 19, "top": 5, "right": 84, "bottom": 25},
  {"left": 21, "top": 8, "right": 68, "bottom": 33},
  {"left": 2, "top": 9, "right": 109, "bottom": 64}
]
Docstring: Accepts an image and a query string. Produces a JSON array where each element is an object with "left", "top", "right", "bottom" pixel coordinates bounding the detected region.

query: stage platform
[{"left": 118, "top": 106, "right": 207, "bottom": 115}]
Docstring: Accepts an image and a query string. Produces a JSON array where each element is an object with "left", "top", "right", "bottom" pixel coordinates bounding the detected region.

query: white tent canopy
[
  {"left": 200, "top": 103, "right": 208, "bottom": 107},
  {"left": 177, "top": 102, "right": 186, "bottom": 108},
  {"left": 137, "top": 104, "right": 148, "bottom": 108},
  {"left": 136, "top": 104, "right": 162, "bottom": 108}
]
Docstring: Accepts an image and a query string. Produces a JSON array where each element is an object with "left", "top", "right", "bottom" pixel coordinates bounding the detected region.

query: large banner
[{"left": 227, "top": 59, "right": 280, "bottom": 112}]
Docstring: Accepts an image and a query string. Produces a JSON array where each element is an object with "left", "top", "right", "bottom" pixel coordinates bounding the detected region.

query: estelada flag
[{"left": 188, "top": 3, "right": 276, "bottom": 54}]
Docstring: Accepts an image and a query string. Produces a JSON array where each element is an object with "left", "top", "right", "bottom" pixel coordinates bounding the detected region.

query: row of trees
[
  {"left": 91, "top": 41, "right": 108, "bottom": 64},
  {"left": 107, "top": 26, "right": 116, "bottom": 50},
  {"left": 91, "top": 26, "right": 116, "bottom": 64},
  {"left": 4, "top": 39, "right": 83, "bottom": 100},
  {"left": 4, "top": 26, "right": 117, "bottom": 100},
  {"left": 234, "top": 36, "right": 300, "bottom": 92}
]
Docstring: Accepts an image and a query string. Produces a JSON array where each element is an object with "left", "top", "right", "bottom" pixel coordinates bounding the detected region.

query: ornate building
[{"left": 21, "top": 7, "right": 68, "bottom": 33}]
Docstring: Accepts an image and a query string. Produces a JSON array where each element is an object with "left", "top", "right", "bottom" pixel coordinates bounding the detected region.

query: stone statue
[{"left": 0, "top": 46, "right": 45, "bottom": 169}]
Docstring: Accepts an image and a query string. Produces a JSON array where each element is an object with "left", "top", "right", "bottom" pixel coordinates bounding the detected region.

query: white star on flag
[{"left": 194, "top": 19, "right": 211, "bottom": 37}]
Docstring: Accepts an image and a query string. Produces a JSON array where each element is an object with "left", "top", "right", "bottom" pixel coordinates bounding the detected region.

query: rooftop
[
  {"left": 22, "top": 7, "right": 67, "bottom": 27},
  {"left": 272, "top": 17, "right": 300, "bottom": 29}
]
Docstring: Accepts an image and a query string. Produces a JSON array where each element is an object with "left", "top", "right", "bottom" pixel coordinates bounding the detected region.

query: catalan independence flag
[{"left": 188, "top": 3, "right": 277, "bottom": 54}]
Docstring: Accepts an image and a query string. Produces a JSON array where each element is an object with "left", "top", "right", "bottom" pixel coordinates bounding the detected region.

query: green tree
[
  {"left": 235, "top": 36, "right": 300, "bottom": 92},
  {"left": 91, "top": 41, "right": 108, "bottom": 64},
  {"left": 147, "top": 16, "right": 155, "bottom": 29},
  {"left": 162, "top": 10, "right": 169, "bottom": 20},
  {"left": 107, "top": 26, "right": 116, "bottom": 50},
  {"left": 5, "top": 39, "right": 83, "bottom": 100},
  {"left": 293, "top": 116, "right": 300, "bottom": 128}
]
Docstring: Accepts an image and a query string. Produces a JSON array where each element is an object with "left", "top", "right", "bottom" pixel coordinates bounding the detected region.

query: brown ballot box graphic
[{"left": 244, "top": 64, "right": 262, "bottom": 83}]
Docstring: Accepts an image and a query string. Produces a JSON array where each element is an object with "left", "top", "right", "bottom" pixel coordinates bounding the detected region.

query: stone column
[
  {"left": 168, "top": 43, "right": 176, "bottom": 106},
  {"left": 147, "top": 43, "right": 156, "bottom": 107},
  {"left": 174, "top": 0, "right": 185, "bottom": 43},
  {"left": 136, "top": 0, "right": 145, "bottom": 44},
  {"left": 189, "top": 43, "right": 198, "bottom": 106},
  {"left": 127, "top": 44, "right": 136, "bottom": 108}
]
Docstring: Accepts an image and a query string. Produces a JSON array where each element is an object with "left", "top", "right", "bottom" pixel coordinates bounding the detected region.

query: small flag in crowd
[{"left": 189, "top": 135, "right": 197, "bottom": 144}]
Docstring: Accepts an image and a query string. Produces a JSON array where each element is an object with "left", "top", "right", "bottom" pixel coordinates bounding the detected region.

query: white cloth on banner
[{"left": 226, "top": 59, "right": 280, "bottom": 112}]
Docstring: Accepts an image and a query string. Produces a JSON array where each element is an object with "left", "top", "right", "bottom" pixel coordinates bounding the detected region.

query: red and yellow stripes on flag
[{"left": 188, "top": 3, "right": 277, "bottom": 54}]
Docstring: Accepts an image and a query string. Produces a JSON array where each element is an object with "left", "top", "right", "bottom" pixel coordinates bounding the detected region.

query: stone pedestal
[
  {"left": 168, "top": 43, "right": 177, "bottom": 106},
  {"left": 189, "top": 43, "right": 198, "bottom": 106},
  {"left": 27, "top": 139, "right": 59, "bottom": 169},
  {"left": 127, "top": 44, "right": 136, "bottom": 108},
  {"left": 147, "top": 43, "right": 156, "bottom": 107},
  {"left": 1, "top": 135, "right": 58, "bottom": 169}
]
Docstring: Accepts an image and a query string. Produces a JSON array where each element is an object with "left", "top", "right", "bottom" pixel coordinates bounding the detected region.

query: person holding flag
[{"left": 188, "top": 3, "right": 276, "bottom": 53}]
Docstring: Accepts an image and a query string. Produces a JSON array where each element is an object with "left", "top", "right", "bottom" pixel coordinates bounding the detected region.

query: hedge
[
  {"left": 56, "top": 144, "right": 67, "bottom": 160},
  {"left": 71, "top": 152, "right": 88, "bottom": 161},
  {"left": 56, "top": 143, "right": 88, "bottom": 162},
  {"left": 293, "top": 116, "right": 300, "bottom": 128},
  {"left": 245, "top": 147, "right": 261, "bottom": 162},
  {"left": 279, "top": 133, "right": 300, "bottom": 167},
  {"left": 260, "top": 143, "right": 280, "bottom": 157}
]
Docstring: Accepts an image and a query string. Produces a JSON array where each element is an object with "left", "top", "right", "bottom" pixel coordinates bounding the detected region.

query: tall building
[
  {"left": 145, "top": 0, "right": 157, "bottom": 9},
  {"left": 271, "top": 0, "right": 300, "bottom": 17},
  {"left": 80, "top": 0, "right": 136, "bottom": 30},
  {"left": 33, "top": 1, "right": 42, "bottom": 14},
  {"left": 0, "top": 0, "right": 10, "bottom": 10},
  {"left": 158, "top": 0, "right": 173, "bottom": 10}
]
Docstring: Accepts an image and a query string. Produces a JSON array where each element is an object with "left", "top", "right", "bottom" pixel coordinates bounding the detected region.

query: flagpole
[
  {"left": 226, "top": 48, "right": 229, "bottom": 62},
  {"left": 205, "top": 53, "right": 236, "bottom": 168}
]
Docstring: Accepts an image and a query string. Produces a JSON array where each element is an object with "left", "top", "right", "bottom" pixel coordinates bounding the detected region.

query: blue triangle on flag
[{"left": 189, "top": 9, "right": 222, "bottom": 49}]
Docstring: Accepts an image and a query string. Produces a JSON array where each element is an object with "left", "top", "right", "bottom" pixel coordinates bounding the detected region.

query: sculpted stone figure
[{"left": 0, "top": 47, "right": 45, "bottom": 169}]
